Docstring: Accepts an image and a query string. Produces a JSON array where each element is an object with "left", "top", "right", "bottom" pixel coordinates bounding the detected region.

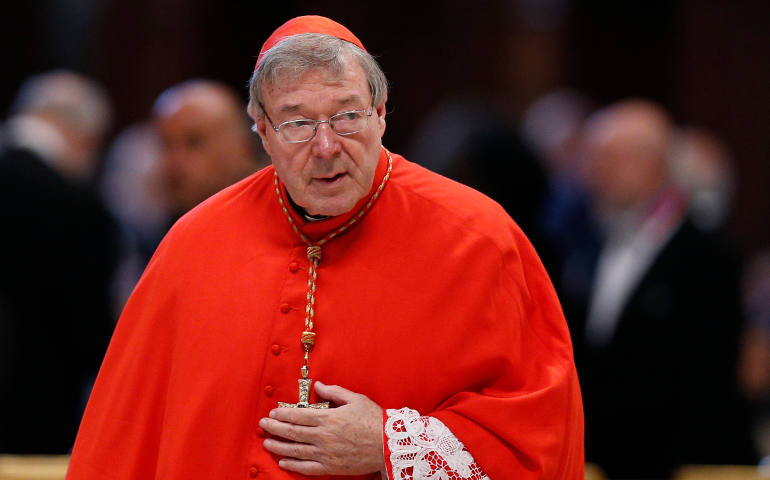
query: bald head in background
[
  {"left": 153, "top": 80, "right": 267, "bottom": 215},
  {"left": 582, "top": 99, "right": 673, "bottom": 218}
]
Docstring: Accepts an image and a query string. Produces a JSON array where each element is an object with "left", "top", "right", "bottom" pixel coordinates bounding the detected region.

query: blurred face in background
[
  {"left": 7, "top": 70, "right": 113, "bottom": 182},
  {"left": 582, "top": 101, "right": 671, "bottom": 217},
  {"left": 155, "top": 84, "right": 255, "bottom": 214}
]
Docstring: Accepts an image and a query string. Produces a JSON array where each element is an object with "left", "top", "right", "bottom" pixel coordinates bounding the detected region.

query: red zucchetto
[{"left": 255, "top": 15, "right": 366, "bottom": 70}]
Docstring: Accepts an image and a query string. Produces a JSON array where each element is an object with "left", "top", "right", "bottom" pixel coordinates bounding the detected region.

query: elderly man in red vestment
[{"left": 66, "top": 16, "right": 584, "bottom": 480}]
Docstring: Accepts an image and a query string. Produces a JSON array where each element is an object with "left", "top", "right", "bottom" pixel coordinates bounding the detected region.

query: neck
[{"left": 286, "top": 191, "right": 330, "bottom": 222}]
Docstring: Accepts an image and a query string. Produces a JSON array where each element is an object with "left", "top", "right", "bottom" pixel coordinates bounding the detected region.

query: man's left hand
[{"left": 259, "top": 381, "right": 385, "bottom": 476}]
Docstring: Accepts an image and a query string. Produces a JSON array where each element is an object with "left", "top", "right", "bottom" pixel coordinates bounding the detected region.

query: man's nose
[{"left": 311, "top": 122, "right": 341, "bottom": 158}]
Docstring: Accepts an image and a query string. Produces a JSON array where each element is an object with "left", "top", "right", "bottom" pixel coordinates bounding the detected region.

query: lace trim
[{"left": 384, "top": 408, "right": 490, "bottom": 480}]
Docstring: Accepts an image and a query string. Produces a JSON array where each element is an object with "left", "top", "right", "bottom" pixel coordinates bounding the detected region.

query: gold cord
[{"left": 273, "top": 148, "right": 393, "bottom": 381}]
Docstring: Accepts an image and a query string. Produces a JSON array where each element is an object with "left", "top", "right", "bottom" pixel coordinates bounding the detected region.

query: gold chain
[{"left": 273, "top": 148, "right": 393, "bottom": 379}]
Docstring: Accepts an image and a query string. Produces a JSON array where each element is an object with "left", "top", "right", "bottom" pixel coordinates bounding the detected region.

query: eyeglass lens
[{"left": 279, "top": 110, "right": 370, "bottom": 143}]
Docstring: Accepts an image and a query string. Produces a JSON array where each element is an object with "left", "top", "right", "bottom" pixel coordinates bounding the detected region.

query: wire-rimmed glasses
[{"left": 260, "top": 103, "right": 374, "bottom": 144}]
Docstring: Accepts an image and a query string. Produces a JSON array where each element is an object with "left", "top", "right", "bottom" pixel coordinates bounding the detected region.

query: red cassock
[{"left": 66, "top": 149, "right": 584, "bottom": 479}]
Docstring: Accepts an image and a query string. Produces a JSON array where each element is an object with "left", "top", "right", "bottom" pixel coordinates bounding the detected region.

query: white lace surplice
[{"left": 384, "top": 408, "right": 490, "bottom": 480}]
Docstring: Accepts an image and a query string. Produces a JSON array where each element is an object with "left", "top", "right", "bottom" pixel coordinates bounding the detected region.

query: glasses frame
[{"left": 258, "top": 102, "right": 374, "bottom": 144}]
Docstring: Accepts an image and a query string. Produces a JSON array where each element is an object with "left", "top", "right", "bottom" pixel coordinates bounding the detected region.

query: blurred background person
[
  {"left": 1, "top": 70, "right": 112, "bottom": 185},
  {"left": 565, "top": 99, "right": 755, "bottom": 478},
  {"left": 739, "top": 249, "right": 770, "bottom": 466},
  {"left": 99, "top": 79, "right": 268, "bottom": 315},
  {"left": 152, "top": 79, "right": 268, "bottom": 224},
  {"left": 99, "top": 123, "right": 168, "bottom": 314},
  {"left": 0, "top": 70, "right": 119, "bottom": 453},
  {"left": 519, "top": 88, "right": 600, "bottom": 288},
  {"left": 669, "top": 126, "right": 736, "bottom": 233}
]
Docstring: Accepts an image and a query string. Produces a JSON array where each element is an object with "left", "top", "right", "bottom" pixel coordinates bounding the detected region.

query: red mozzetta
[{"left": 67, "top": 149, "right": 584, "bottom": 479}]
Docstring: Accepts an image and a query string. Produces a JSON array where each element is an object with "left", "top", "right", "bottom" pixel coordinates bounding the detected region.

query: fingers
[
  {"left": 268, "top": 407, "right": 325, "bottom": 427},
  {"left": 276, "top": 457, "right": 329, "bottom": 475},
  {"left": 260, "top": 385, "right": 386, "bottom": 476},
  {"left": 314, "top": 381, "right": 361, "bottom": 405},
  {"left": 262, "top": 437, "right": 317, "bottom": 461},
  {"left": 260, "top": 417, "right": 318, "bottom": 443}
]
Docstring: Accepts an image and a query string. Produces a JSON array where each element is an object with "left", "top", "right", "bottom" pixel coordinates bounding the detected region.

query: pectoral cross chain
[
  {"left": 277, "top": 348, "right": 329, "bottom": 409},
  {"left": 272, "top": 152, "right": 393, "bottom": 410}
]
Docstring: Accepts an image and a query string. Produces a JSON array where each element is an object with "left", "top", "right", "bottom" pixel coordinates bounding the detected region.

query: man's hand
[{"left": 259, "top": 381, "right": 386, "bottom": 476}]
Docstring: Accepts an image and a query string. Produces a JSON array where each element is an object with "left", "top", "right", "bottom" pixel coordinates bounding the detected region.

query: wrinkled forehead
[
  {"left": 268, "top": 61, "right": 346, "bottom": 88},
  {"left": 261, "top": 58, "right": 371, "bottom": 109}
]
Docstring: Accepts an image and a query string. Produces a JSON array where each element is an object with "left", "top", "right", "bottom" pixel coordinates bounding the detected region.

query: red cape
[{"left": 67, "top": 150, "right": 583, "bottom": 479}]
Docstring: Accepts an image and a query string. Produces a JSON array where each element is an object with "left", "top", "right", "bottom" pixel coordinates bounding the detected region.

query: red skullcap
[{"left": 255, "top": 15, "right": 366, "bottom": 71}]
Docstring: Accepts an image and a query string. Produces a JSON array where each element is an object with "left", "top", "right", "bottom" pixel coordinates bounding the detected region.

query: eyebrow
[
  {"left": 279, "top": 104, "right": 302, "bottom": 114},
  {"left": 335, "top": 95, "right": 364, "bottom": 107}
]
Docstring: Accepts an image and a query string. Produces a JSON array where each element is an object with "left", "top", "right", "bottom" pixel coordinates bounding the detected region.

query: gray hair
[
  {"left": 248, "top": 33, "right": 388, "bottom": 118},
  {"left": 10, "top": 70, "right": 113, "bottom": 138}
]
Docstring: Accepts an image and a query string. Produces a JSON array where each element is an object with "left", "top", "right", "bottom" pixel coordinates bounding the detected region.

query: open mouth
[{"left": 319, "top": 173, "right": 346, "bottom": 183}]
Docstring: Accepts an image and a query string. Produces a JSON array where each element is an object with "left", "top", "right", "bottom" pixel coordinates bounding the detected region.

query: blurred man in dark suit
[
  {"left": 0, "top": 70, "right": 119, "bottom": 453},
  {"left": 566, "top": 99, "right": 755, "bottom": 478}
]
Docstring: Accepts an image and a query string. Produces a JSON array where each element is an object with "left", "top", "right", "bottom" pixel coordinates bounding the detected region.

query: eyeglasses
[{"left": 259, "top": 102, "right": 374, "bottom": 144}]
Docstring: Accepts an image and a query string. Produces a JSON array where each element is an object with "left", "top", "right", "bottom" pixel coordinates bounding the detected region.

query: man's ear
[
  {"left": 375, "top": 100, "right": 386, "bottom": 137},
  {"left": 255, "top": 120, "right": 272, "bottom": 158},
  {"left": 248, "top": 102, "right": 272, "bottom": 157}
]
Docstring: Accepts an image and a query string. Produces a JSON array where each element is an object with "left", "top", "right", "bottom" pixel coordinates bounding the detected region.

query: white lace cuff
[{"left": 384, "top": 407, "right": 490, "bottom": 480}]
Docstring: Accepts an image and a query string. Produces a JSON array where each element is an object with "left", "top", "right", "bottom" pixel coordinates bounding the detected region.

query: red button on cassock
[
  {"left": 264, "top": 385, "right": 274, "bottom": 397},
  {"left": 289, "top": 262, "right": 299, "bottom": 273},
  {"left": 280, "top": 303, "right": 291, "bottom": 314},
  {"left": 256, "top": 427, "right": 266, "bottom": 438},
  {"left": 249, "top": 466, "right": 259, "bottom": 478},
  {"left": 271, "top": 344, "right": 282, "bottom": 355}
]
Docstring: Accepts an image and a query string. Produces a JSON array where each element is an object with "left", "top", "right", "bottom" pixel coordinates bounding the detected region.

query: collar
[
  {"left": 604, "top": 188, "right": 687, "bottom": 246},
  {"left": 275, "top": 147, "right": 390, "bottom": 243},
  {"left": 285, "top": 192, "right": 330, "bottom": 222}
]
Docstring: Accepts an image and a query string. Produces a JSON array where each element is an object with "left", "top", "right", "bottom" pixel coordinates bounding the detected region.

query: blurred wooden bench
[
  {"left": 585, "top": 462, "right": 609, "bottom": 480},
  {"left": 0, "top": 456, "right": 69, "bottom": 480},
  {"left": 673, "top": 465, "right": 767, "bottom": 480},
  {"left": 585, "top": 463, "right": 766, "bottom": 480},
  {"left": 1, "top": 456, "right": 764, "bottom": 480}
]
